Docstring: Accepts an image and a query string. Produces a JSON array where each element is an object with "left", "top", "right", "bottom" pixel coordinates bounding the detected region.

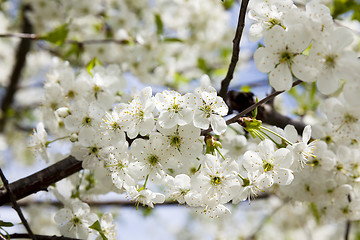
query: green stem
[
  {"left": 252, "top": 129, "right": 265, "bottom": 141},
  {"left": 215, "top": 147, "right": 226, "bottom": 160},
  {"left": 259, "top": 126, "right": 293, "bottom": 145},
  {"left": 45, "top": 136, "right": 70, "bottom": 147},
  {"left": 258, "top": 128, "right": 282, "bottom": 148}
]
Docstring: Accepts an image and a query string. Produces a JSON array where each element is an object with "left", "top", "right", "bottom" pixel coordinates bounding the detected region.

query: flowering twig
[
  {"left": 202, "top": 80, "right": 303, "bottom": 135},
  {"left": 218, "top": 0, "right": 250, "bottom": 100},
  {"left": 0, "top": 169, "right": 37, "bottom": 240},
  {"left": 0, "top": 5, "right": 33, "bottom": 132}
]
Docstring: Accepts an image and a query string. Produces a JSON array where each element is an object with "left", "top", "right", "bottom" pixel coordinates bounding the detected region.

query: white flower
[
  {"left": 165, "top": 174, "right": 191, "bottom": 204},
  {"left": 29, "top": 122, "right": 49, "bottom": 162},
  {"left": 243, "top": 139, "right": 293, "bottom": 188},
  {"left": 127, "top": 186, "right": 165, "bottom": 208},
  {"left": 254, "top": 25, "right": 312, "bottom": 91},
  {"left": 306, "top": 27, "right": 358, "bottom": 94},
  {"left": 189, "top": 78, "right": 228, "bottom": 134},
  {"left": 118, "top": 86, "right": 155, "bottom": 139},
  {"left": 155, "top": 90, "right": 193, "bottom": 128},
  {"left": 191, "top": 154, "right": 241, "bottom": 207},
  {"left": 248, "top": 0, "right": 294, "bottom": 41},
  {"left": 54, "top": 199, "right": 98, "bottom": 239},
  {"left": 71, "top": 128, "right": 110, "bottom": 169},
  {"left": 105, "top": 141, "right": 137, "bottom": 190},
  {"left": 97, "top": 213, "right": 117, "bottom": 240},
  {"left": 155, "top": 123, "right": 203, "bottom": 168},
  {"left": 131, "top": 133, "right": 174, "bottom": 183},
  {"left": 288, "top": 125, "right": 317, "bottom": 170}
]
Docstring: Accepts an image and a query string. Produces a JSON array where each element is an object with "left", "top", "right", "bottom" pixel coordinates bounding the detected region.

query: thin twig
[
  {"left": 246, "top": 198, "right": 289, "bottom": 240},
  {"left": 344, "top": 220, "right": 351, "bottom": 240},
  {"left": 0, "top": 33, "right": 132, "bottom": 45},
  {"left": 218, "top": 0, "right": 250, "bottom": 100},
  {"left": 0, "top": 5, "right": 33, "bottom": 132},
  {"left": 9, "top": 233, "right": 78, "bottom": 240},
  {"left": 202, "top": 80, "right": 303, "bottom": 135},
  {"left": 0, "top": 169, "right": 37, "bottom": 240}
]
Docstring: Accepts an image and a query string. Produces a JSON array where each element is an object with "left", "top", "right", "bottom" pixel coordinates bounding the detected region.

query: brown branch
[
  {"left": 0, "top": 156, "right": 82, "bottom": 206},
  {"left": 8, "top": 234, "right": 78, "bottom": 240},
  {"left": 218, "top": 0, "right": 250, "bottom": 101},
  {"left": 202, "top": 80, "right": 303, "bottom": 135},
  {"left": 0, "top": 5, "right": 33, "bottom": 132},
  {"left": 0, "top": 169, "right": 37, "bottom": 240},
  {"left": 0, "top": 33, "right": 132, "bottom": 45}
]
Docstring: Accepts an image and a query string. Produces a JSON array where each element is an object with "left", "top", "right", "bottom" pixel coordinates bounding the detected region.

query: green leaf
[
  {"left": 163, "top": 38, "right": 183, "bottom": 43},
  {"left": 240, "top": 85, "right": 251, "bottom": 93},
  {"left": 86, "top": 57, "right": 103, "bottom": 77},
  {"left": 89, "top": 221, "right": 108, "bottom": 240},
  {"left": 222, "top": 0, "right": 235, "bottom": 10},
  {"left": 0, "top": 221, "right": 14, "bottom": 227},
  {"left": 39, "top": 24, "right": 69, "bottom": 46},
  {"left": 332, "top": 0, "right": 360, "bottom": 20},
  {"left": 154, "top": 13, "right": 163, "bottom": 35},
  {"left": 197, "top": 58, "right": 208, "bottom": 72}
]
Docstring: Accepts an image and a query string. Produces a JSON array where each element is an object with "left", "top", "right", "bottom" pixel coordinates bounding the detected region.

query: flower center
[
  {"left": 325, "top": 55, "right": 337, "bottom": 69},
  {"left": 83, "top": 116, "right": 92, "bottom": 126},
  {"left": 263, "top": 162, "right": 274, "bottom": 172},
  {"left": 148, "top": 154, "right": 159, "bottom": 166},
  {"left": 210, "top": 176, "right": 222, "bottom": 186},
  {"left": 199, "top": 104, "right": 213, "bottom": 118}
]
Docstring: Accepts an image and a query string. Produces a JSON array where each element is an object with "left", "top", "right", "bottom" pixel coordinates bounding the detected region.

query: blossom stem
[
  {"left": 215, "top": 147, "right": 226, "bottom": 160},
  {"left": 45, "top": 136, "right": 70, "bottom": 147},
  {"left": 259, "top": 126, "right": 293, "bottom": 146},
  {"left": 258, "top": 128, "right": 282, "bottom": 148}
]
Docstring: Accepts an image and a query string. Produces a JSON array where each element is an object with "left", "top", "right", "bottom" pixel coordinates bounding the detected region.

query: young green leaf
[
  {"left": 39, "top": 24, "right": 69, "bottom": 46},
  {"left": 89, "top": 220, "right": 108, "bottom": 240}
]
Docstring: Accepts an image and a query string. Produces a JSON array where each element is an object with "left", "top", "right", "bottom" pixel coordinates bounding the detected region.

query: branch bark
[
  {"left": 0, "top": 169, "right": 36, "bottom": 239},
  {"left": 8, "top": 234, "right": 78, "bottom": 240},
  {"left": 218, "top": 0, "right": 250, "bottom": 101},
  {"left": 0, "top": 156, "right": 82, "bottom": 206},
  {"left": 0, "top": 5, "right": 33, "bottom": 132}
]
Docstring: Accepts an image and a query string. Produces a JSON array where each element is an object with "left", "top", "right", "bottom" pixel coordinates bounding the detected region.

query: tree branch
[
  {"left": 0, "top": 156, "right": 82, "bottom": 206},
  {"left": 218, "top": 0, "right": 249, "bottom": 101},
  {"left": 8, "top": 234, "right": 78, "bottom": 240},
  {"left": 0, "top": 169, "right": 36, "bottom": 240},
  {"left": 0, "top": 5, "right": 33, "bottom": 132},
  {"left": 0, "top": 33, "right": 132, "bottom": 45}
]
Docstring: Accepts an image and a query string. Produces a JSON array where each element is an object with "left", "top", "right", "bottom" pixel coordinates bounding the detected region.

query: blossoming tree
[{"left": 0, "top": 0, "right": 360, "bottom": 239}]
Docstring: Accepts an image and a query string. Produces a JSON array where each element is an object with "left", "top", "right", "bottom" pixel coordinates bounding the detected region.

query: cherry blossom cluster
[
  {"left": 15, "top": 0, "right": 238, "bottom": 86},
  {"left": 251, "top": 0, "right": 360, "bottom": 95},
  {"left": 23, "top": 0, "right": 360, "bottom": 238}
]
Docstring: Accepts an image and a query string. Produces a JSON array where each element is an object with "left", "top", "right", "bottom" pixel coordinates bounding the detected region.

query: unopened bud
[
  {"left": 56, "top": 107, "right": 71, "bottom": 118},
  {"left": 70, "top": 133, "right": 78, "bottom": 142}
]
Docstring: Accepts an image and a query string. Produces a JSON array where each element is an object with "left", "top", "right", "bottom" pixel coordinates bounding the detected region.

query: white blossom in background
[
  {"left": 127, "top": 186, "right": 165, "bottom": 208},
  {"left": 54, "top": 199, "right": 98, "bottom": 239},
  {"left": 29, "top": 122, "right": 49, "bottom": 162}
]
